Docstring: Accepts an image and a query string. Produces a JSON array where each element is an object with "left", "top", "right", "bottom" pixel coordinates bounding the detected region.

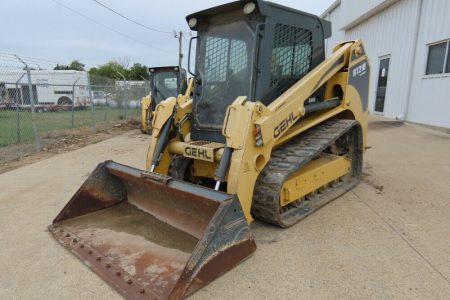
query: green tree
[
  {"left": 69, "top": 60, "right": 85, "bottom": 71},
  {"left": 88, "top": 61, "right": 127, "bottom": 86},
  {"left": 88, "top": 60, "right": 149, "bottom": 85},
  {"left": 54, "top": 64, "right": 68, "bottom": 70},
  {"left": 88, "top": 61, "right": 127, "bottom": 79},
  {"left": 128, "top": 63, "right": 150, "bottom": 80},
  {"left": 54, "top": 60, "right": 85, "bottom": 71}
]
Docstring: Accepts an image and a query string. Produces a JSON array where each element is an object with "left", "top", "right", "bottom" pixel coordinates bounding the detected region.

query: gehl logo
[
  {"left": 274, "top": 112, "right": 298, "bottom": 138},
  {"left": 185, "top": 147, "right": 213, "bottom": 161}
]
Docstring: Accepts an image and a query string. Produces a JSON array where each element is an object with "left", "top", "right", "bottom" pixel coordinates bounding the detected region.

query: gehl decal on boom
[
  {"left": 274, "top": 112, "right": 298, "bottom": 138},
  {"left": 185, "top": 146, "right": 214, "bottom": 162}
]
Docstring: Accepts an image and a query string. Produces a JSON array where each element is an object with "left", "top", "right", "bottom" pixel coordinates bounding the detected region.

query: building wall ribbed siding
[
  {"left": 324, "top": 0, "right": 450, "bottom": 128},
  {"left": 340, "top": 0, "right": 398, "bottom": 29},
  {"left": 408, "top": 0, "right": 450, "bottom": 128},
  {"left": 323, "top": 3, "right": 345, "bottom": 56},
  {"left": 344, "top": 0, "right": 418, "bottom": 119}
]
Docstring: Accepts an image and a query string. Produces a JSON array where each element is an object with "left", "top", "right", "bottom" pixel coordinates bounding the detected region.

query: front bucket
[{"left": 49, "top": 161, "right": 256, "bottom": 300}]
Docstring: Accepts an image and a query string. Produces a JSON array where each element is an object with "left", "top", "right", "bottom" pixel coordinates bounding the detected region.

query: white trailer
[{"left": 0, "top": 70, "right": 90, "bottom": 110}]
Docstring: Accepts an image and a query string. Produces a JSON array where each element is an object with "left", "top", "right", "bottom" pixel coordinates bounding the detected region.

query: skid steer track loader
[
  {"left": 141, "top": 67, "right": 191, "bottom": 134},
  {"left": 50, "top": 1, "right": 370, "bottom": 299}
]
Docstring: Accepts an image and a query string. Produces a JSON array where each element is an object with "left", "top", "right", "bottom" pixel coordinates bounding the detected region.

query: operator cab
[
  {"left": 149, "top": 66, "right": 187, "bottom": 111},
  {"left": 187, "top": 0, "right": 331, "bottom": 143}
]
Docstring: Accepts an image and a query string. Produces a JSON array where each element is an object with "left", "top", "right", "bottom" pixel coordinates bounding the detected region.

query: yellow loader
[
  {"left": 141, "top": 66, "right": 191, "bottom": 134},
  {"left": 49, "top": 1, "right": 370, "bottom": 299}
]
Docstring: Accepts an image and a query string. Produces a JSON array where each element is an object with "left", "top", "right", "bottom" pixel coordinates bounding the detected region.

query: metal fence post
[
  {"left": 15, "top": 73, "right": 26, "bottom": 144},
  {"left": 116, "top": 71, "right": 128, "bottom": 120},
  {"left": 26, "top": 68, "right": 41, "bottom": 151},
  {"left": 104, "top": 83, "right": 109, "bottom": 121},
  {"left": 71, "top": 77, "right": 80, "bottom": 128},
  {"left": 15, "top": 55, "right": 41, "bottom": 151},
  {"left": 139, "top": 76, "right": 149, "bottom": 119},
  {"left": 15, "top": 83, "right": 21, "bottom": 143},
  {"left": 139, "top": 75, "right": 149, "bottom": 94},
  {"left": 71, "top": 85, "right": 75, "bottom": 128},
  {"left": 124, "top": 79, "right": 129, "bottom": 119},
  {"left": 87, "top": 75, "right": 95, "bottom": 132}
]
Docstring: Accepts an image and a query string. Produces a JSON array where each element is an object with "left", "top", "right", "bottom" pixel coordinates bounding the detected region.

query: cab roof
[{"left": 186, "top": 0, "right": 331, "bottom": 38}]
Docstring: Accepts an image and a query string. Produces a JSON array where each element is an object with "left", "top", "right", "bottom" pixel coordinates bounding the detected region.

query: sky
[{"left": 1, "top": 0, "right": 335, "bottom": 70}]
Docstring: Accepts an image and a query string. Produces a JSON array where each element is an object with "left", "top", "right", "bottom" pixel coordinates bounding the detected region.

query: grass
[{"left": 0, "top": 107, "right": 140, "bottom": 147}]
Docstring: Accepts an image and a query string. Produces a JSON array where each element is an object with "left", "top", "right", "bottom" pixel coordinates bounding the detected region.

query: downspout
[{"left": 398, "top": 0, "right": 423, "bottom": 120}]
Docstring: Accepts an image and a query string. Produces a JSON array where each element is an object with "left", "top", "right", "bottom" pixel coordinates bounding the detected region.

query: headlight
[
  {"left": 243, "top": 2, "right": 256, "bottom": 15},
  {"left": 188, "top": 18, "right": 198, "bottom": 28}
]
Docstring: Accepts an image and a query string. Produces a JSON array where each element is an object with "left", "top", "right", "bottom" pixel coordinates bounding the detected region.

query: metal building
[{"left": 322, "top": 0, "right": 450, "bottom": 128}]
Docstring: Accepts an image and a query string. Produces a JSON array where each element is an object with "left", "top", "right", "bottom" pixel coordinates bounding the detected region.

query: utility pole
[
  {"left": 175, "top": 30, "right": 183, "bottom": 95},
  {"left": 178, "top": 30, "right": 183, "bottom": 72}
]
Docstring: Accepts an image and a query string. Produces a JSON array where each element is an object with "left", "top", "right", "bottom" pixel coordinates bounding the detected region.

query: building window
[
  {"left": 447, "top": 46, "right": 450, "bottom": 73},
  {"left": 425, "top": 40, "right": 450, "bottom": 75}
]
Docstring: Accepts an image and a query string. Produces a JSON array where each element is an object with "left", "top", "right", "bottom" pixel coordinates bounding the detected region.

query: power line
[
  {"left": 91, "top": 0, "right": 173, "bottom": 34},
  {"left": 50, "top": 0, "right": 167, "bottom": 53}
]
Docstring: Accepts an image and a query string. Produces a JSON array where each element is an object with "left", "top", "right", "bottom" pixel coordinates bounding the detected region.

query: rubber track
[{"left": 251, "top": 119, "right": 359, "bottom": 227}]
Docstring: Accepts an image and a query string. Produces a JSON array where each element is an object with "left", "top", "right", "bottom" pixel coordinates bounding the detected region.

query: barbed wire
[
  {"left": 0, "top": 54, "right": 57, "bottom": 70},
  {"left": 0, "top": 52, "right": 59, "bottom": 65},
  {"left": 0, "top": 55, "right": 153, "bottom": 85}
]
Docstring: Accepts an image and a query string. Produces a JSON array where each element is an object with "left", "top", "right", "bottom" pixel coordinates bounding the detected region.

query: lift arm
[
  {"left": 223, "top": 40, "right": 369, "bottom": 222},
  {"left": 252, "top": 42, "right": 353, "bottom": 146}
]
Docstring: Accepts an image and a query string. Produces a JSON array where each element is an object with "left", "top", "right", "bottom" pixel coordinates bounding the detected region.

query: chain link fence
[{"left": 0, "top": 53, "right": 149, "bottom": 160}]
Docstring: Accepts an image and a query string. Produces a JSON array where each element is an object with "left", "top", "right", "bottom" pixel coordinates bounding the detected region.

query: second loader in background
[
  {"left": 50, "top": 1, "right": 370, "bottom": 299},
  {"left": 141, "top": 66, "right": 192, "bottom": 134}
]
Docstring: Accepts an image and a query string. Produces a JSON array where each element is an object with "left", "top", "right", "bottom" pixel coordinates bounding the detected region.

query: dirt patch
[
  {"left": 368, "top": 120, "right": 404, "bottom": 130},
  {"left": 0, "top": 119, "right": 142, "bottom": 174},
  {"left": 362, "top": 162, "right": 384, "bottom": 194}
]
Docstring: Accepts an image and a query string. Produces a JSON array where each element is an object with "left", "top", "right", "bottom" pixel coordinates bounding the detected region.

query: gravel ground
[{"left": 1, "top": 116, "right": 449, "bottom": 299}]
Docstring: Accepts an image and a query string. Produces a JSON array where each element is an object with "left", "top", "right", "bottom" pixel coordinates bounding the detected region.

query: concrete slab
[{"left": 0, "top": 117, "right": 449, "bottom": 299}]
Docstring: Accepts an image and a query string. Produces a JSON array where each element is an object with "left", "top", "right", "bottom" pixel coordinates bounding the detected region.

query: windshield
[
  {"left": 152, "top": 71, "right": 179, "bottom": 104},
  {"left": 194, "top": 20, "right": 257, "bottom": 129}
]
